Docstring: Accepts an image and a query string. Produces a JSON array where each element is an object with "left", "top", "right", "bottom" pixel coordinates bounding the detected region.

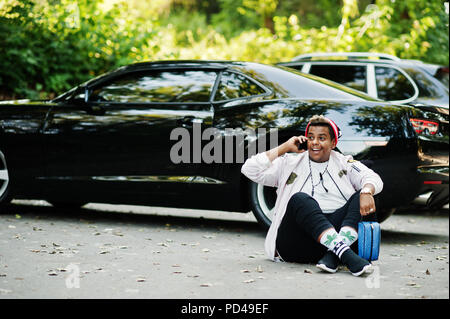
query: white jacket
[{"left": 241, "top": 150, "right": 383, "bottom": 261}]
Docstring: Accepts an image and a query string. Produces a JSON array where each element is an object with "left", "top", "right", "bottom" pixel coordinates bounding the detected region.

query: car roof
[
  {"left": 64, "top": 60, "right": 380, "bottom": 103},
  {"left": 118, "top": 60, "right": 245, "bottom": 71},
  {"left": 82, "top": 60, "right": 253, "bottom": 86},
  {"left": 283, "top": 52, "right": 447, "bottom": 73}
]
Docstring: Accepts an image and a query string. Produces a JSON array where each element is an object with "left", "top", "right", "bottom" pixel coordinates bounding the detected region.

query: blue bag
[{"left": 358, "top": 220, "right": 381, "bottom": 261}]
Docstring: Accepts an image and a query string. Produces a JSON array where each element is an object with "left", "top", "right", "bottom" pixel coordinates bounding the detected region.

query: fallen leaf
[
  {"left": 426, "top": 269, "right": 431, "bottom": 275},
  {"left": 304, "top": 269, "right": 313, "bottom": 274},
  {"left": 200, "top": 283, "right": 212, "bottom": 287},
  {"left": 240, "top": 269, "right": 250, "bottom": 273},
  {"left": 256, "top": 265, "right": 263, "bottom": 273},
  {"left": 243, "top": 279, "right": 255, "bottom": 283}
]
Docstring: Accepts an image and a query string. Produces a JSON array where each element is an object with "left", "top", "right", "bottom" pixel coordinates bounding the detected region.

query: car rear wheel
[
  {"left": 249, "top": 181, "right": 277, "bottom": 230},
  {"left": 249, "top": 180, "right": 395, "bottom": 229},
  {"left": 375, "top": 207, "right": 396, "bottom": 223},
  {"left": 0, "top": 150, "right": 12, "bottom": 211}
]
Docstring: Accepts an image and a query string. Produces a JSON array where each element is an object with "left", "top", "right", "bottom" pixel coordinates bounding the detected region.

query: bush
[{"left": 0, "top": 0, "right": 447, "bottom": 100}]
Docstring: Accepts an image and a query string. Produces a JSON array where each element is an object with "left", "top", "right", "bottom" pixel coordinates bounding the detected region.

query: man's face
[{"left": 307, "top": 125, "right": 336, "bottom": 163}]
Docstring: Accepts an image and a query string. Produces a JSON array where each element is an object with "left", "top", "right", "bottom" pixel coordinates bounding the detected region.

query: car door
[{"left": 41, "top": 67, "right": 218, "bottom": 204}]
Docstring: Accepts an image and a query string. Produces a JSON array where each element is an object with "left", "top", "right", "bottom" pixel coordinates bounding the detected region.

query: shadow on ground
[
  {"left": 3, "top": 202, "right": 447, "bottom": 244},
  {"left": 3, "top": 202, "right": 265, "bottom": 236},
  {"left": 380, "top": 229, "right": 448, "bottom": 244}
]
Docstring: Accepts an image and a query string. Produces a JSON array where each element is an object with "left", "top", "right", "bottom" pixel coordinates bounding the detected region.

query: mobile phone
[{"left": 298, "top": 140, "right": 307, "bottom": 150}]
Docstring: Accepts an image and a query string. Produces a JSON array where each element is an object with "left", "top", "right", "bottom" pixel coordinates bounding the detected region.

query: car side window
[
  {"left": 286, "top": 63, "right": 304, "bottom": 72},
  {"left": 375, "top": 66, "right": 415, "bottom": 101},
  {"left": 89, "top": 70, "right": 217, "bottom": 103},
  {"left": 214, "top": 71, "right": 266, "bottom": 101},
  {"left": 308, "top": 64, "right": 367, "bottom": 92}
]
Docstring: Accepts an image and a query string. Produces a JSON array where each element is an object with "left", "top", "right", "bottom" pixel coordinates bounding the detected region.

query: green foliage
[
  {"left": 0, "top": 0, "right": 155, "bottom": 99},
  {"left": 0, "top": 0, "right": 448, "bottom": 100}
]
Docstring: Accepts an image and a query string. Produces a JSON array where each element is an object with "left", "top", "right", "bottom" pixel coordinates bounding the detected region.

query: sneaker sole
[
  {"left": 351, "top": 264, "right": 373, "bottom": 277},
  {"left": 316, "top": 263, "right": 338, "bottom": 273}
]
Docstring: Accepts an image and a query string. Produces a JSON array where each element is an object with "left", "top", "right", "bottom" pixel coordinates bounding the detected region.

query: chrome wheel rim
[
  {"left": 256, "top": 183, "right": 275, "bottom": 222},
  {"left": 0, "top": 151, "right": 9, "bottom": 198}
]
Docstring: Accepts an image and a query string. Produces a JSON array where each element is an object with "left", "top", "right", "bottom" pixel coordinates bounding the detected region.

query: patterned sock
[
  {"left": 338, "top": 226, "right": 358, "bottom": 246},
  {"left": 319, "top": 228, "right": 350, "bottom": 259}
]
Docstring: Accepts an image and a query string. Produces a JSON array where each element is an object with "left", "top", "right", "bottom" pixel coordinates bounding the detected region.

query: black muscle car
[{"left": 0, "top": 61, "right": 448, "bottom": 229}]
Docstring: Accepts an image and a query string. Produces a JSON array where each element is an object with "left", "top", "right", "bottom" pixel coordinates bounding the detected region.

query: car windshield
[{"left": 238, "top": 63, "right": 380, "bottom": 101}]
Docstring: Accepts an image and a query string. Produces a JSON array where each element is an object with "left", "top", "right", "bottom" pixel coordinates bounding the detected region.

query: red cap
[{"left": 305, "top": 117, "right": 340, "bottom": 144}]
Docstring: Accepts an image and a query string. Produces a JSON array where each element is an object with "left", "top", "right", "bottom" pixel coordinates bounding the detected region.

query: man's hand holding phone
[
  {"left": 286, "top": 135, "right": 308, "bottom": 153},
  {"left": 266, "top": 135, "right": 307, "bottom": 162}
]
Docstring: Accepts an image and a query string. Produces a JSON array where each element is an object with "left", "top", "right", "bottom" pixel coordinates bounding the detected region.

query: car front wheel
[{"left": 0, "top": 150, "right": 12, "bottom": 210}]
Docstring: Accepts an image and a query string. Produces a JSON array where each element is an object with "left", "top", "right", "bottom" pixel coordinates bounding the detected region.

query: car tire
[
  {"left": 375, "top": 207, "right": 396, "bottom": 223},
  {"left": 248, "top": 181, "right": 277, "bottom": 230},
  {"left": 249, "top": 180, "right": 395, "bottom": 229},
  {"left": 0, "top": 149, "right": 12, "bottom": 212}
]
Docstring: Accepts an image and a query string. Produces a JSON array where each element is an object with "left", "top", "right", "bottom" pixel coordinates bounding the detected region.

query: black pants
[{"left": 275, "top": 191, "right": 361, "bottom": 263}]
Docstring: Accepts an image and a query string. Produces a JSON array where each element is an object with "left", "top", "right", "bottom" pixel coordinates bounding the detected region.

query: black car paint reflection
[{"left": 0, "top": 61, "right": 448, "bottom": 227}]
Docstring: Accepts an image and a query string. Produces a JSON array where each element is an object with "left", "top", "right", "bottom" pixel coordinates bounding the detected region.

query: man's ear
[{"left": 331, "top": 139, "right": 337, "bottom": 149}]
